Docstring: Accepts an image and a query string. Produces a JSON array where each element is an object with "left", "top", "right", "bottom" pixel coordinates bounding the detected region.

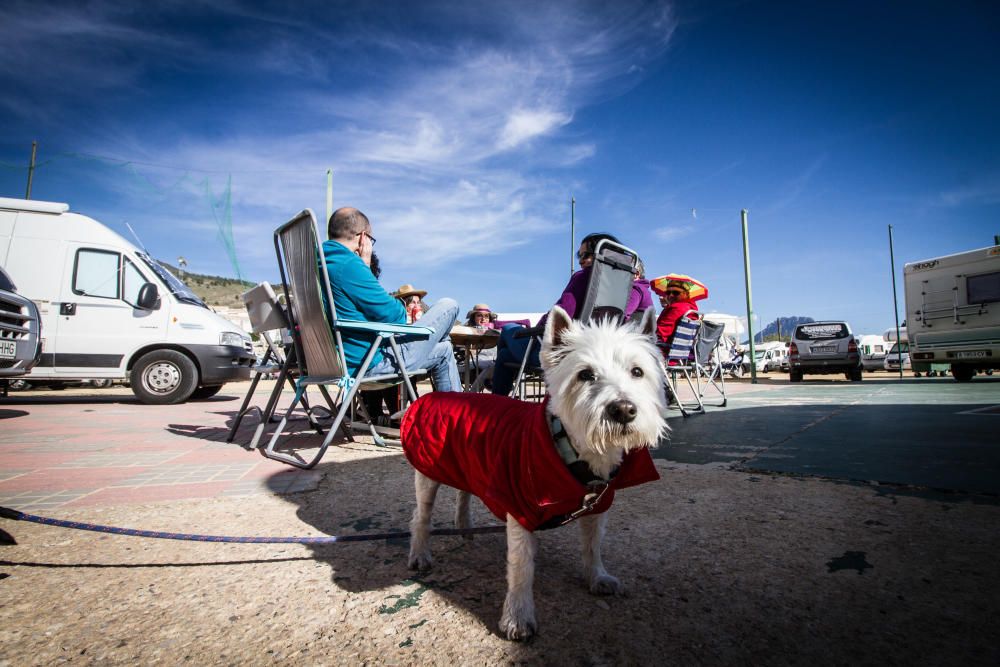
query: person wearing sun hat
[
  {"left": 393, "top": 283, "right": 428, "bottom": 323},
  {"left": 653, "top": 277, "right": 703, "bottom": 355},
  {"left": 465, "top": 303, "right": 498, "bottom": 329}
]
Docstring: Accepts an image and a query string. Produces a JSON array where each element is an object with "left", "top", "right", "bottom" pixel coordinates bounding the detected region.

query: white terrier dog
[{"left": 401, "top": 306, "right": 668, "bottom": 640}]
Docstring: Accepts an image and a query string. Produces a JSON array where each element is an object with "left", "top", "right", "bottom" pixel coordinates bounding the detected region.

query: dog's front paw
[
  {"left": 589, "top": 573, "right": 624, "bottom": 596},
  {"left": 407, "top": 549, "right": 433, "bottom": 571},
  {"left": 499, "top": 609, "right": 537, "bottom": 641}
]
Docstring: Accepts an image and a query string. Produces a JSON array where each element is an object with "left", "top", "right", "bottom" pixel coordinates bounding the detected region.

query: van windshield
[
  {"left": 136, "top": 252, "right": 207, "bottom": 309},
  {"left": 888, "top": 342, "right": 909, "bottom": 354}
]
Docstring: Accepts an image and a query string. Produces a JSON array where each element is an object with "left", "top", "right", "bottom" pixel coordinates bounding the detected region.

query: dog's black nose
[{"left": 606, "top": 399, "right": 637, "bottom": 424}]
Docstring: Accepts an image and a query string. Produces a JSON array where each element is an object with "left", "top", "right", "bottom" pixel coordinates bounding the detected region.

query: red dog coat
[{"left": 401, "top": 393, "right": 660, "bottom": 532}]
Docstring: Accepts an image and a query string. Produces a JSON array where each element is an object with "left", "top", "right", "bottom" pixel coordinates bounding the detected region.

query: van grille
[{"left": 0, "top": 295, "right": 31, "bottom": 340}]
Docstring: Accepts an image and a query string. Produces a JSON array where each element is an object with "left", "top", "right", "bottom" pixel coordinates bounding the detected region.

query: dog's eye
[
  {"left": 577, "top": 368, "right": 596, "bottom": 382},
  {"left": 631, "top": 367, "right": 644, "bottom": 378}
]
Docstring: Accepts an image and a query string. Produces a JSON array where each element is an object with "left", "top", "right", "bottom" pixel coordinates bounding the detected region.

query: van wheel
[
  {"left": 951, "top": 364, "right": 975, "bottom": 383},
  {"left": 789, "top": 370, "right": 802, "bottom": 382},
  {"left": 91, "top": 379, "right": 113, "bottom": 389},
  {"left": 190, "top": 385, "right": 224, "bottom": 400},
  {"left": 131, "top": 350, "right": 199, "bottom": 404},
  {"left": 850, "top": 368, "right": 863, "bottom": 382}
]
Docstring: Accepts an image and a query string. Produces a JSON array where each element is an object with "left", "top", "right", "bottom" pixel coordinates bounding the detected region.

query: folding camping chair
[
  {"left": 262, "top": 209, "right": 433, "bottom": 469},
  {"left": 661, "top": 310, "right": 703, "bottom": 417},
  {"left": 226, "top": 282, "right": 328, "bottom": 448},
  {"left": 692, "top": 318, "right": 728, "bottom": 407},
  {"left": 508, "top": 239, "right": 639, "bottom": 400}
]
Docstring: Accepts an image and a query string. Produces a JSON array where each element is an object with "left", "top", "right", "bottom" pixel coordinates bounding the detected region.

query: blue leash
[{"left": 0, "top": 505, "right": 505, "bottom": 544}]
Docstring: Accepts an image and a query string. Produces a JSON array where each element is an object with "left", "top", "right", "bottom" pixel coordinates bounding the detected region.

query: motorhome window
[
  {"left": 73, "top": 249, "right": 120, "bottom": 299},
  {"left": 795, "top": 323, "right": 848, "bottom": 340},
  {"left": 967, "top": 271, "right": 1000, "bottom": 305},
  {"left": 136, "top": 252, "right": 207, "bottom": 308},
  {"left": 122, "top": 258, "right": 148, "bottom": 306}
]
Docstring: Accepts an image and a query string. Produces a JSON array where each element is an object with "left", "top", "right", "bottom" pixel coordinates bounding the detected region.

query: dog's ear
[
  {"left": 543, "top": 305, "right": 572, "bottom": 349},
  {"left": 638, "top": 308, "right": 657, "bottom": 338}
]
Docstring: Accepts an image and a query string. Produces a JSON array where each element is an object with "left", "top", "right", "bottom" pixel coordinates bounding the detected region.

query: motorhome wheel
[
  {"left": 131, "top": 350, "right": 199, "bottom": 404},
  {"left": 950, "top": 365, "right": 974, "bottom": 383}
]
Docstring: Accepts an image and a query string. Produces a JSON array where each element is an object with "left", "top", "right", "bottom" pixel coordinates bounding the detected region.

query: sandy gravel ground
[{"left": 2, "top": 435, "right": 998, "bottom": 666}]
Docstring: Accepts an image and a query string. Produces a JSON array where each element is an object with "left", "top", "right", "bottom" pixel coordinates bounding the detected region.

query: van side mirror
[{"left": 136, "top": 282, "right": 160, "bottom": 310}]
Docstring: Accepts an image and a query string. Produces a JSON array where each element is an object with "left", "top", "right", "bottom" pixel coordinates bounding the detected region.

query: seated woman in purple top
[
  {"left": 491, "top": 232, "right": 645, "bottom": 396},
  {"left": 630, "top": 258, "right": 654, "bottom": 316}
]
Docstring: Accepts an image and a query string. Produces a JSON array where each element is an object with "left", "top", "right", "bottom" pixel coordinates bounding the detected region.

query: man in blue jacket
[{"left": 322, "top": 207, "right": 461, "bottom": 392}]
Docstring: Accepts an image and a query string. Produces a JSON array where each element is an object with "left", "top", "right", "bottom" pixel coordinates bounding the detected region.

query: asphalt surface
[{"left": 657, "top": 374, "right": 1000, "bottom": 496}]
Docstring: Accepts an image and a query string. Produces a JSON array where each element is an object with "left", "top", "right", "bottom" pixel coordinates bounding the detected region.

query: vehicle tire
[
  {"left": 90, "top": 378, "right": 113, "bottom": 389},
  {"left": 130, "top": 349, "right": 199, "bottom": 404},
  {"left": 951, "top": 364, "right": 975, "bottom": 383},
  {"left": 8, "top": 379, "right": 30, "bottom": 391},
  {"left": 190, "top": 384, "right": 224, "bottom": 400},
  {"left": 789, "top": 370, "right": 802, "bottom": 382},
  {"left": 850, "top": 367, "right": 863, "bottom": 382}
]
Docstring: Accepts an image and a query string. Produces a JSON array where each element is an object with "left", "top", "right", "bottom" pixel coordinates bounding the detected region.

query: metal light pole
[
  {"left": 570, "top": 196, "right": 576, "bottom": 276},
  {"left": 25, "top": 141, "right": 38, "bottom": 200},
  {"left": 326, "top": 169, "right": 333, "bottom": 224},
  {"left": 741, "top": 209, "right": 758, "bottom": 383},
  {"left": 888, "top": 224, "right": 903, "bottom": 380}
]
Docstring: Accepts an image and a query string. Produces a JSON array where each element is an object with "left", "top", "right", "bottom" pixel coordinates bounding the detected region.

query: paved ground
[
  {"left": 0, "top": 374, "right": 998, "bottom": 665},
  {"left": 661, "top": 374, "right": 1000, "bottom": 494}
]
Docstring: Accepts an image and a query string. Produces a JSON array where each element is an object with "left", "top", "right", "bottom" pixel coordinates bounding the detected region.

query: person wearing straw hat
[
  {"left": 323, "top": 207, "right": 461, "bottom": 392},
  {"left": 393, "top": 284, "right": 428, "bottom": 324}
]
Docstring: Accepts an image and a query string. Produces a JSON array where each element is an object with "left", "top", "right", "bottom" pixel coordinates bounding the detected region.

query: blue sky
[{"left": 1, "top": 0, "right": 997, "bottom": 336}]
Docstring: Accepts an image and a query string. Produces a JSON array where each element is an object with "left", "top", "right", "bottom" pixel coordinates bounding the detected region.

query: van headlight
[{"left": 220, "top": 332, "right": 246, "bottom": 347}]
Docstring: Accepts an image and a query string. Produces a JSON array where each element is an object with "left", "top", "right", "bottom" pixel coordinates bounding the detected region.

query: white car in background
[{"left": 883, "top": 342, "right": 911, "bottom": 371}]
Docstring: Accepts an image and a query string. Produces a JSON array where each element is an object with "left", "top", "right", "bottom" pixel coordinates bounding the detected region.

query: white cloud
[
  {"left": 654, "top": 225, "right": 696, "bottom": 242},
  {"left": 497, "top": 109, "right": 573, "bottom": 150},
  {"left": 2, "top": 1, "right": 678, "bottom": 279}
]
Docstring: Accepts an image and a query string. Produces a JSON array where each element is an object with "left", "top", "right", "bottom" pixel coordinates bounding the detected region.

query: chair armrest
[
  {"left": 336, "top": 319, "right": 434, "bottom": 338},
  {"left": 512, "top": 325, "right": 544, "bottom": 339}
]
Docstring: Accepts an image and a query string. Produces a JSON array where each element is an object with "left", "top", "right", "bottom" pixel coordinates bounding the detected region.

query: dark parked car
[{"left": 0, "top": 266, "right": 42, "bottom": 390}]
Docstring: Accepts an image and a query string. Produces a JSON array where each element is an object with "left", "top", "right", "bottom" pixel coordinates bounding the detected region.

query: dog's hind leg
[
  {"left": 579, "top": 512, "right": 624, "bottom": 596},
  {"left": 499, "top": 516, "right": 538, "bottom": 641},
  {"left": 455, "top": 490, "right": 473, "bottom": 540},
  {"left": 408, "top": 470, "right": 440, "bottom": 571}
]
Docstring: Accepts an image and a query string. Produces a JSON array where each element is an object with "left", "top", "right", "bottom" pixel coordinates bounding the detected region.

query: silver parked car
[
  {"left": 789, "top": 321, "right": 862, "bottom": 382},
  {"left": 0, "top": 266, "right": 43, "bottom": 388}
]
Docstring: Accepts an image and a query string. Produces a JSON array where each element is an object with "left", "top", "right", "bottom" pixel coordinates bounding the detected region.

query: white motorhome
[
  {"left": 856, "top": 334, "right": 888, "bottom": 371},
  {"left": 752, "top": 341, "right": 789, "bottom": 372},
  {"left": 0, "top": 197, "right": 254, "bottom": 403},
  {"left": 904, "top": 245, "right": 1000, "bottom": 381}
]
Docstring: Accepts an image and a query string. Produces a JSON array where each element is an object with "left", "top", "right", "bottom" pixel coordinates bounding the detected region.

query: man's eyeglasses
[{"left": 358, "top": 230, "right": 376, "bottom": 245}]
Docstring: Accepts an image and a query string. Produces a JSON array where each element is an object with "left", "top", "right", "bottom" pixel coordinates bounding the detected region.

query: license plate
[
  {"left": 811, "top": 345, "right": 836, "bottom": 354},
  {"left": 0, "top": 340, "right": 15, "bottom": 359},
  {"left": 953, "top": 350, "right": 988, "bottom": 359}
]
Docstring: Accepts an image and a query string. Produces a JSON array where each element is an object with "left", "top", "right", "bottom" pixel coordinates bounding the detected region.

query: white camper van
[
  {"left": 904, "top": 245, "right": 1000, "bottom": 381},
  {"left": 0, "top": 197, "right": 254, "bottom": 403}
]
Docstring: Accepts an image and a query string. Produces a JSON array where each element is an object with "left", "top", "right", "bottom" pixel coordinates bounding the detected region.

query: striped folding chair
[{"left": 661, "top": 311, "right": 703, "bottom": 416}]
